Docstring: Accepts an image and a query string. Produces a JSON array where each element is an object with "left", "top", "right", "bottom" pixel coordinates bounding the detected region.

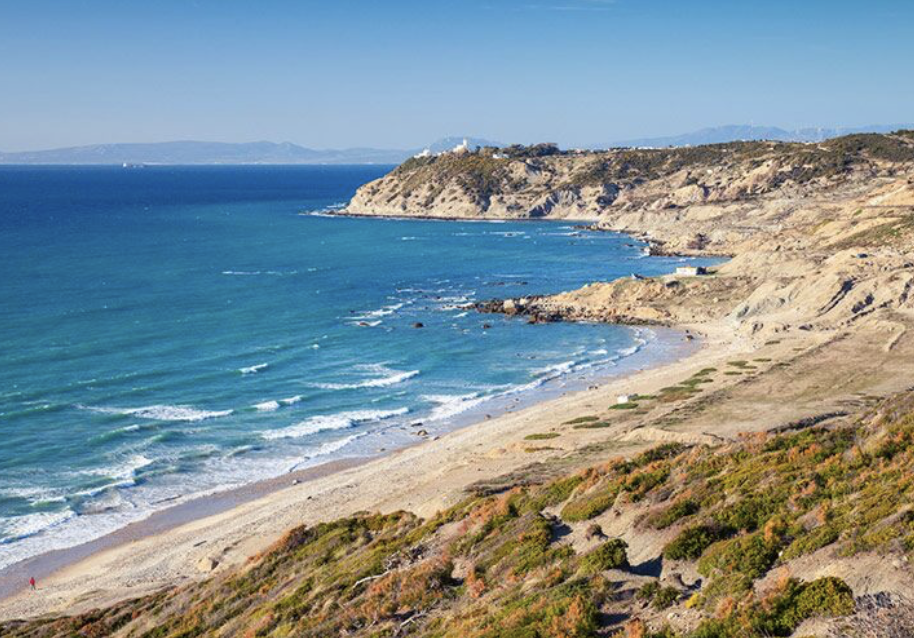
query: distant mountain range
[
  {"left": 4, "top": 127, "right": 913, "bottom": 164},
  {"left": 605, "top": 124, "right": 914, "bottom": 149},
  {"left": 0, "top": 137, "right": 501, "bottom": 166}
]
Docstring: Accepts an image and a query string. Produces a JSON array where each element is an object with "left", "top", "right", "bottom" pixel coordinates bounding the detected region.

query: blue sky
[{"left": 1, "top": 0, "right": 912, "bottom": 150}]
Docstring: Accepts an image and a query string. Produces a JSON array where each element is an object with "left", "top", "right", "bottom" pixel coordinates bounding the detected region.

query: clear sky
[{"left": 1, "top": 0, "right": 912, "bottom": 151}]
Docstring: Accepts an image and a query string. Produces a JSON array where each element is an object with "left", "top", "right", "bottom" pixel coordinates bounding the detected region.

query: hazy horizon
[{"left": 2, "top": 0, "right": 912, "bottom": 152}]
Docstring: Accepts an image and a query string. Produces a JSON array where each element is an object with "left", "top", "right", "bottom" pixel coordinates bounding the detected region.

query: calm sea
[{"left": 0, "top": 165, "right": 714, "bottom": 568}]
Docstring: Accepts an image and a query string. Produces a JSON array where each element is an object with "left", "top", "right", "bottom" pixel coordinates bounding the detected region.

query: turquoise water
[{"left": 0, "top": 166, "right": 714, "bottom": 568}]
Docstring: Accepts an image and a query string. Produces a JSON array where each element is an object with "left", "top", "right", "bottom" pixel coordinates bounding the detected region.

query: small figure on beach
[{"left": 29, "top": 576, "right": 36, "bottom": 590}]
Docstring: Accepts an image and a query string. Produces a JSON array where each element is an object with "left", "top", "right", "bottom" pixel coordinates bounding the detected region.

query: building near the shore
[{"left": 675, "top": 265, "right": 708, "bottom": 277}]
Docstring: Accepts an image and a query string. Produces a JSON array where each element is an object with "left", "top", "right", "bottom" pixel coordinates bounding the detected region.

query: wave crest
[
  {"left": 261, "top": 407, "right": 408, "bottom": 440},
  {"left": 80, "top": 404, "right": 233, "bottom": 422}
]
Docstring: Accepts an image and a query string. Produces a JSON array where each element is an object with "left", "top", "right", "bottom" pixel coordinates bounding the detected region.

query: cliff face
[{"left": 344, "top": 132, "right": 914, "bottom": 256}]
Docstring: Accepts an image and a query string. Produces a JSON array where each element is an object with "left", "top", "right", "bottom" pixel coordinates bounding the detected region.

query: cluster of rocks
[{"left": 473, "top": 297, "right": 565, "bottom": 324}]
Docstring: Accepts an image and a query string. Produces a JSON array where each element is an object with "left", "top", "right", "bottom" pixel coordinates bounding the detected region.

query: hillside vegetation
[{"left": 8, "top": 389, "right": 914, "bottom": 637}]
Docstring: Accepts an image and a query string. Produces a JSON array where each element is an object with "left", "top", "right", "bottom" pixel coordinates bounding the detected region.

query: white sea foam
[
  {"left": 0, "top": 485, "right": 61, "bottom": 501},
  {"left": 349, "top": 303, "right": 404, "bottom": 322},
  {"left": 253, "top": 394, "right": 301, "bottom": 412},
  {"left": 0, "top": 510, "right": 76, "bottom": 544},
  {"left": 437, "top": 294, "right": 473, "bottom": 310},
  {"left": 87, "top": 454, "right": 154, "bottom": 482},
  {"left": 310, "top": 364, "right": 419, "bottom": 390},
  {"left": 262, "top": 407, "right": 408, "bottom": 440},
  {"left": 240, "top": 363, "right": 269, "bottom": 375},
  {"left": 300, "top": 202, "right": 347, "bottom": 216},
  {"left": 81, "top": 404, "right": 233, "bottom": 422},
  {"left": 309, "top": 435, "right": 360, "bottom": 457},
  {"left": 348, "top": 319, "right": 381, "bottom": 327},
  {"left": 532, "top": 360, "right": 577, "bottom": 377},
  {"left": 492, "top": 359, "right": 585, "bottom": 399},
  {"left": 286, "top": 434, "right": 362, "bottom": 471},
  {"left": 422, "top": 393, "right": 487, "bottom": 422}
]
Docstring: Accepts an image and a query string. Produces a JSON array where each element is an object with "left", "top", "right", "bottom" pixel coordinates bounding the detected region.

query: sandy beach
[{"left": 0, "top": 319, "right": 735, "bottom": 620}]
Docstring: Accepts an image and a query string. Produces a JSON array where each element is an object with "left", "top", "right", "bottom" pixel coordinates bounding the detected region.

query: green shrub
[
  {"left": 536, "top": 474, "right": 585, "bottom": 508},
  {"left": 664, "top": 525, "right": 725, "bottom": 560},
  {"left": 580, "top": 538, "right": 628, "bottom": 573},
  {"left": 713, "top": 496, "right": 781, "bottom": 534},
  {"left": 561, "top": 484, "right": 620, "bottom": 522},
  {"left": 524, "top": 432, "right": 560, "bottom": 441},
  {"left": 751, "top": 577, "right": 854, "bottom": 636},
  {"left": 794, "top": 576, "right": 855, "bottom": 617},
  {"left": 572, "top": 420, "right": 611, "bottom": 429},
  {"left": 697, "top": 533, "right": 780, "bottom": 580},
  {"left": 637, "top": 580, "right": 660, "bottom": 601},
  {"left": 623, "top": 466, "right": 671, "bottom": 501},
  {"left": 634, "top": 443, "right": 687, "bottom": 465},
  {"left": 781, "top": 525, "right": 840, "bottom": 560},
  {"left": 652, "top": 586, "right": 681, "bottom": 610},
  {"left": 651, "top": 498, "right": 700, "bottom": 529}
]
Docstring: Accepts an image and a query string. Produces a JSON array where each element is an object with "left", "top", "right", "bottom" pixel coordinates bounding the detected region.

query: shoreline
[
  {"left": 0, "top": 457, "right": 368, "bottom": 604},
  {"left": 0, "top": 318, "right": 738, "bottom": 621},
  {"left": 0, "top": 325, "right": 689, "bottom": 601}
]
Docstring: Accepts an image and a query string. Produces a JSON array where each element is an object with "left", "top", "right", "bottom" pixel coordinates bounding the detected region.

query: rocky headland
[{"left": 347, "top": 132, "right": 914, "bottom": 344}]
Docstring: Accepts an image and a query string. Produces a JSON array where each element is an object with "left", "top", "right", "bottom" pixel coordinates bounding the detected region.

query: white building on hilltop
[
  {"left": 413, "top": 148, "right": 432, "bottom": 159},
  {"left": 451, "top": 138, "right": 470, "bottom": 154}
]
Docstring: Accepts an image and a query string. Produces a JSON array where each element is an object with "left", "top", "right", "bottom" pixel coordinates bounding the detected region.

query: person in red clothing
[{"left": 29, "top": 576, "right": 36, "bottom": 590}]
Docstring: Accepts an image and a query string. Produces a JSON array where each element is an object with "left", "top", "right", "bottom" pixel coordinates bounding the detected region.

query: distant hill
[
  {"left": 605, "top": 124, "right": 914, "bottom": 149},
  {"left": 0, "top": 136, "right": 501, "bottom": 166}
]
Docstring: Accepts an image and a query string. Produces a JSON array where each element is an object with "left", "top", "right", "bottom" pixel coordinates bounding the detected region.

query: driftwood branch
[
  {"left": 353, "top": 572, "right": 388, "bottom": 587},
  {"left": 394, "top": 610, "right": 428, "bottom": 636}
]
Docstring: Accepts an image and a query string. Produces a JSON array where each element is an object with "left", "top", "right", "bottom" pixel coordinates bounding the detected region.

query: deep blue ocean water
[{"left": 0, "top": 165, "right": 715, "bottom": 568}]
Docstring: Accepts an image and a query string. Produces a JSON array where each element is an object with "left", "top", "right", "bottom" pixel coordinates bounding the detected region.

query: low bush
[
  {"left": 524, "top": 432, "right": 560, "bottom": 441},
  {"left": 664, "top": 525, "right": 725, "bottom": 561},
  {"left": 651, "top": 498, "right": 700, "bottom": 529},
  {"left": 652, "top": 586, "right": 681, "bottom": 610},
  {"left": 580, "top": 538, "right": 629, "bottom": 573}
]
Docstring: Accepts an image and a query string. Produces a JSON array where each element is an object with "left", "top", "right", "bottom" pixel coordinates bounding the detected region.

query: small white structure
[
  {"left": 452, "top": 138, "right": 470, "bottom": 154},
  {"left": 617, "top": 394, "right": 631, "bottom": 405},
  {"left": 413, "top": 148, "right": 431, "bottom": 159},
  {"left": 675, "top": 266, "right": 707, "bottom": 277}
]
